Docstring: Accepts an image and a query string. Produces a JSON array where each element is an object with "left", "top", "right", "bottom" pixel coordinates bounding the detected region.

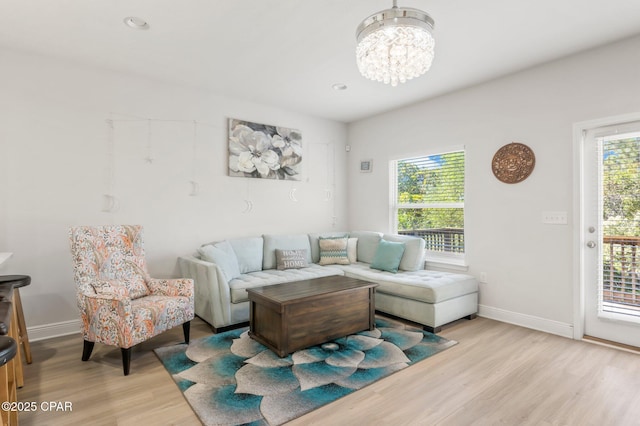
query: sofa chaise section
[
  {"left": 334, "top": 231, "right": 478, "bottom": 333},
  {"left": 338, "top": 261, "right": 478, "bottom": 332}
]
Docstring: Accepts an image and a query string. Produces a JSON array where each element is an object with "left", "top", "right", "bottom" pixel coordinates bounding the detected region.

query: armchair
[{"left": 69, "top": 225, "right": 194, "bottom": 375}]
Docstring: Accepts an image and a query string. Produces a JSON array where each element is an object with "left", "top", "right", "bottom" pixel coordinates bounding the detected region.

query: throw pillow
[
  {"left": 318, "top": 237, "right": 350, "bottom": 265},
  {"left": 275, "top": 249, "right": 309, "bottom": 270},
  {"left": 370, "top": 239, "right": 406, "bottom": 273},
  {"left": 382, "top": 233, "right": 426, "bottom": 271},
  {"left": 227, "top": 237, "right": 264, "bottom": 273},
  {"left": 349, "top": 231, "right": 382, "bottom": 264},
  {"left": 308, "top": 232, "right": 349, "bottom": 263},
  {"left": 198, "top": 241, "right": 241, "bottom": 281},
  {"left": 263, "top": 234, "right": 312, "bottom": 270},
  {"left": 347, "top": 237, "right": 358, "bottom": 263}
]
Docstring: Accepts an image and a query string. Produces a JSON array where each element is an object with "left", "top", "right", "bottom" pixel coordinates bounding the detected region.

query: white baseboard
[
  {"left": 478, "top": 304, "right": 574, "bottom": 339},
  {"left": 26, "top": 308, "right": 575, "bottom": 342},
  {"left": 27, "top": 319, "right": 81, "bottom": 342}
]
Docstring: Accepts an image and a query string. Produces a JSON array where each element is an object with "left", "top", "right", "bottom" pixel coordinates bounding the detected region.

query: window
[{"left": 391, "top": 149, "right": 465, "bottom": 264}]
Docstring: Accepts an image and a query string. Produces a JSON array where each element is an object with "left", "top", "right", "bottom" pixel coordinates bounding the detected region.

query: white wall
[
  {"left": 0, "top": 48, "right": 348, "bottom": 336},
  {"left": 4, "top": 34, "right": 640, "bottom": 340},
  {"left": 347, "top": 34, "right": 640, "bottom": 335}
]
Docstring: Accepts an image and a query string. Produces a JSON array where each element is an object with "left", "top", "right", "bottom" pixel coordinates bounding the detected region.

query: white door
[{"left": 581, "top": 119, "right": 640, "bottom": 347}]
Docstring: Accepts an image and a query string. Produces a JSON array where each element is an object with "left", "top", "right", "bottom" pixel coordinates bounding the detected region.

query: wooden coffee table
[{"left": 246, "top": 275, "right": 378, "bottom": 357}]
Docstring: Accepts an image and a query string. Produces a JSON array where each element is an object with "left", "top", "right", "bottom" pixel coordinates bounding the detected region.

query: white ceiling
[{"left": 2, "top": 1, "right": 640, "bottom": 123}]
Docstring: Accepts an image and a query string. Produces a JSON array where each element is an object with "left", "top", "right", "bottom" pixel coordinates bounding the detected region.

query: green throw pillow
[{"left": 370, "top": 239, "right": 406, "bottom": 273}]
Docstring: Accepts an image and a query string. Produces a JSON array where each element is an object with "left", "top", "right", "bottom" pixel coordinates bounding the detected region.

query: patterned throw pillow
[
  {"left": 102, "top": 250, "right": 150, "bottom": 299},
  {"left": 318, "top": 237, "right": 350, "bottom": 265},
  {"left": 275, "top": 249, "right": 309, "bottom": 270}
]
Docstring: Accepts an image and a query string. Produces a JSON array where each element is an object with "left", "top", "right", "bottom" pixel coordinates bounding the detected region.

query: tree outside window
[{"left": 393, "top": 150, "right": 465, "bottom": 255}]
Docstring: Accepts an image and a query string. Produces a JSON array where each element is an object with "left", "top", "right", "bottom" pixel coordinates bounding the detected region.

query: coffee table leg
[{"left": 369, "top": 288, "right": 376, "bottom": 330}]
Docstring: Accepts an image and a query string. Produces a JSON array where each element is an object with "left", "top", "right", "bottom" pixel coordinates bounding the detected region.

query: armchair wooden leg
[
  {"left": 81, "top": 340, "right": 94, "bottom": 361},
  {"left": 183, "top": 321, "right": 191, "bottom": 344},
  {"left": 121, "top": 348, "right": 131, "bottom": 376}
]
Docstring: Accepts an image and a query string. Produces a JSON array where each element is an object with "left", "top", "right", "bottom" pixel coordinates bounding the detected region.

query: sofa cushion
[
  {"left": 382, "top": 233, "right": 426, "bottom": 271},
  {"left": 228, "top": 237, "right": 264, "bottom": 274},
  {"left": 349, "top": 231, "right": 382, "bottom": 263},
  {"left": 371, "top": 239, "right": 406, "bottom": 273},
  {"left": 263, "top": 234, "right": 312, "bottom": 270},
  {"left": 228, "top": 265, "right": 344, "bottom": 303},
  {"left": 275, "top": 249, "right": 309, "bottom": 270},
  {"left": 318, "top": 237, "right": 350, "bottom": 265},
  {"left": 338, "top": 262, "right": 478, "bottom": 304},
  {"left": 198, "top": 241, "right": 241, "bottom": 281},
  {"left": 308, "top": 232, "right": 349, "bottom": 263},
  {"left": 347, "top": 237, "right": 358, "bottom": 263}
]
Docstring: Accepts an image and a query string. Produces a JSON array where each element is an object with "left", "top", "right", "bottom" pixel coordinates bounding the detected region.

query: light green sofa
[{"left": 178, "top": 231, "right": 478, "bottom": 333}]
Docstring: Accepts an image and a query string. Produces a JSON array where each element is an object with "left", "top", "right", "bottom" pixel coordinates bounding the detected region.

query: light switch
[{"left": 542, "top": 211, "right": 568, "bottom": 225}]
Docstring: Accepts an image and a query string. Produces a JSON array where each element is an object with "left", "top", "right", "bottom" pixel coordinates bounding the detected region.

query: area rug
[{"left": 154, "top": 316, "right": 457, "bottom": 426}]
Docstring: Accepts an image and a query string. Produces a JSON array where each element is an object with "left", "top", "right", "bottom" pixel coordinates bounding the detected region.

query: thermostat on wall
[{"left": 360, "top": 159, "right": 372, "bottom": 173}]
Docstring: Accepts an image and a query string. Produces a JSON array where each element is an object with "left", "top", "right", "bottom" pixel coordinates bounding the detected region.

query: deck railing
[
  {"left": 603, "top": 235, "right": 640, "bottom": 306},
  {"left": 398, "top": 228, "right": 464, "bottom": 253}
]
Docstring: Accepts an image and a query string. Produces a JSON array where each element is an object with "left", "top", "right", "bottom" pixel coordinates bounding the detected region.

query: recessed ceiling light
[
  {"left": 332, "top": 83, "right": 348, "bottom": 91},
  {"left": 123, "top": 16, "right": 149, "bottom": 30}
]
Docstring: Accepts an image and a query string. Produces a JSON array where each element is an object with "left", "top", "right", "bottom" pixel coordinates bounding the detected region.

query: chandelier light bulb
[{"left": 356, "top": 1, "right": 435, "bottom": 87}]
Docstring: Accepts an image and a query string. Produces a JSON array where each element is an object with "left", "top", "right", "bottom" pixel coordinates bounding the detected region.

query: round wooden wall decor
[{"left": 491, "top": 142, "right": 535, "bottom": 184}]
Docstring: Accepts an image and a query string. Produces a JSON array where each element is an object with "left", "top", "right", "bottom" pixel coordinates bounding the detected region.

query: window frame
[{"left": 390, "top": 148, "right": 467, "bottom": 268}]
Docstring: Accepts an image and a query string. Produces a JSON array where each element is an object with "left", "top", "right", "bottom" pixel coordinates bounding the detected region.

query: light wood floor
[{"left": 16, "top": 316, "right": 640, "bottom": 426}]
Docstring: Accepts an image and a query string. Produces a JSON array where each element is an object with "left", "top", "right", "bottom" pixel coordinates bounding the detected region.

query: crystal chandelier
[{"left": 356, "top": 0, "right": 435, "bottom": 87}]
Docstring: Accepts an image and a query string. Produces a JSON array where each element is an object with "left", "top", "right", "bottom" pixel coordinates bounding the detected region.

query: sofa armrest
[{"left": 178, "top": 255, "right": 232, "bottom": 328}]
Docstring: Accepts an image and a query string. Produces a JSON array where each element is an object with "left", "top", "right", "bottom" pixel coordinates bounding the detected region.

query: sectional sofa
[{"left": 178, "top": 231, "right": 478, "bottom": 333}]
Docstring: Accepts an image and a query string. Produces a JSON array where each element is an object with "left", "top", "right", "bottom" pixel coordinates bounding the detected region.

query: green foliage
[
  {"left": 601, "top": 137, "right": 640, "bottom": 296},
  {"left": 397, "top": 208, "right": 463, "bottom": 231},
  {"left": 396, "top": 151, "right": 464, "bottom": 231},
  {"left": 602, "top": 137, "right": 640, "bottom": 236}
]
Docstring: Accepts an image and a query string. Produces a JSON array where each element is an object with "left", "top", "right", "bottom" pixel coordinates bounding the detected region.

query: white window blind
[{"left": 391, "top": 150, "right": 465, "bottom": 257}]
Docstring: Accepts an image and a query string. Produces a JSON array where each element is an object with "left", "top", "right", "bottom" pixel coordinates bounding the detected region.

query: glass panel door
[
  {"left": 600, "top": 134, "right": 640, "bottom": 320},
  {"left": 582, "top": 123, "right": 640, "bottom": 347}
]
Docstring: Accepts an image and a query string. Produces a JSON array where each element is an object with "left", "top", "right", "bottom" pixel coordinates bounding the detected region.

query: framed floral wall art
[{"left": 228, "top": 118, "right": 302, "bottom": 180}]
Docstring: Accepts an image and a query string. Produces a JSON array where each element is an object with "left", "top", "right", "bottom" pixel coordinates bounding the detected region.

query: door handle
[{"left": 587, "top": 241, "right": 596, "bottom": 248}]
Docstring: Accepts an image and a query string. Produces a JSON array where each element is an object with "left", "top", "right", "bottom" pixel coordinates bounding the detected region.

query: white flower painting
[{"left": 228, "top": 118, "right": 302, "bottom": 180}]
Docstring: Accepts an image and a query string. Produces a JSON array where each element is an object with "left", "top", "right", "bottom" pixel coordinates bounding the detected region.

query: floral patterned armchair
[{"left": 69, "top": 225, "right": 194, "bottom": 375}]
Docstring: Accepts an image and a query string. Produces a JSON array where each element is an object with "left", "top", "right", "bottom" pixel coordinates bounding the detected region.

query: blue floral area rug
[{"left": 154, "top": 317, "right": 457, "bottom": 426}]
